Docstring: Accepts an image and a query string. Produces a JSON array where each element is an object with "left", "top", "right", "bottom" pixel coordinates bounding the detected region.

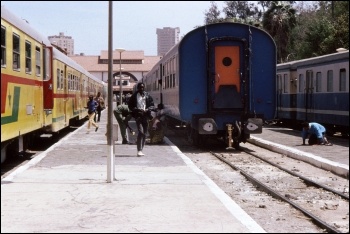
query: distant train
[
  {"left": 276, "top": 49, "right": 349, "bottom": 136},
  {"left": 144, "top": 22, "right": 276, "bottom": 149},
  {"left": 1, "top": 6, "right": 107, "bottom": 163}
]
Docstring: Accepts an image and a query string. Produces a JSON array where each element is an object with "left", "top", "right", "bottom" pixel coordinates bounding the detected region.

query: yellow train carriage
[
  {"left": 50, "top": 47, "right": 106, "bottom": 132},
  {"left": 1, "top": 6, "right": 106, "bottom": 163},
  {"left": 1, "top": 6, "right": 53, "bottom": 163}
]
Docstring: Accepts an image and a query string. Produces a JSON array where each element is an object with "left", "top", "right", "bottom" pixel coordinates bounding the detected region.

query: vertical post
[{"left": 107, "top": 1, "right": 114, "bottom": 183}]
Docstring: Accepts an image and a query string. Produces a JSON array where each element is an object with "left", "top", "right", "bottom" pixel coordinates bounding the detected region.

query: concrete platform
[{"left": 1, "top": 108, "right": 265, "bottom": 233}]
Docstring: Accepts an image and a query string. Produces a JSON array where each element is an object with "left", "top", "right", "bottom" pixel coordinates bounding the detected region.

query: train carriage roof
[
  {"left": 1, "top": 6, "right": 51, "bottom": 46},
  {"left": 277, "top": 50, "right": 349, "bottom": 70},
  {"left": 52, "top": 47, "right": 102, "bottom": 83}
]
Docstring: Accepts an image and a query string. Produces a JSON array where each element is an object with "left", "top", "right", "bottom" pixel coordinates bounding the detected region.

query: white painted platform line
[{"left": 164, "top": 136, "right": 266, "bottom": 233}]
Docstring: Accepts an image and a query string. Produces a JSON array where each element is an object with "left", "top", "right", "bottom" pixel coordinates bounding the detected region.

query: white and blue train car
[
  {"left": 144, "top": 23, "right": 276, "bottom": 149},
  {"left": 276, "top": 49, "right": 349, "bottom": 136}
]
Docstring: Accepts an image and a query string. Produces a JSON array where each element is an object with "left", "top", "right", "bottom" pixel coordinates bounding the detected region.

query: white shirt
[{"left": 136, "top": 92, "right": 146, "bottom": 110}]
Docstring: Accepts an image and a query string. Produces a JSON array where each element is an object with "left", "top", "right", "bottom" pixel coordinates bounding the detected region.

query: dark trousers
[
  {"left": 135, "top": 117, "right": 149, "bottom": 151},
  {"left": 95, "top": 107, "right": 102, "bottom": 122},
  {"left": 308, "top": 132, "right": 326, "bottom": 145}
]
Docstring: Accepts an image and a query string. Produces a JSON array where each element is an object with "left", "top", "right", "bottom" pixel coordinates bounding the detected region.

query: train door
[
  {"left": 64, "top": 65, "right": 68, "bottom": 124},
  {"left": 276, "top": 74, "right": 283, "bottom": 118},
  {"left": 305, "top": 70, "right": 314, "bottom": 121},
  {"left": 289, "top": 70, "right": 297, "bottom": 121},
  {"left": 43, "top": 47, "right": 53, "bottom": 109},
  {"left": 209, "top": 44, "right": 243, "bottom": 110},
  {"left": 79, "top": 75, "right": 84, "bottom": 119}
]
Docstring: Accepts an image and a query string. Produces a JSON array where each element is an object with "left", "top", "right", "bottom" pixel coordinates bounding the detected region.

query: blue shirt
[
  {"left": 302, "top": 122, "right": 326, "bottom": 140},
  {"left": 87, "top": 99, "right": 98, "bottom": 112}
]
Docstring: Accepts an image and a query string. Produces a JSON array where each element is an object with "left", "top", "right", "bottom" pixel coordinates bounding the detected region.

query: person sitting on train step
[
  {"left": 301, "top": 122, "right": 332, "bottom": 146},
  {"left": 128, "top": 82, "right": 155, "bottom": 157},
  {"left": 113, "top": 104, "right": 135, "bottom": 144},
  {"left": 86, "top": 95, "right": 99, "bottom": 132}
]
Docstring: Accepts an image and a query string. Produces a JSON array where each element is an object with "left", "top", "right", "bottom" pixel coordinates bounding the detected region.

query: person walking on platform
[
  {"left": 94, "top": 92, "right": 105, "bottom": 123},
  {"left": 86, "top": 95, "right": 99, "bottom": 132},
  {"left": 113, "top": 104, "right": 135, "bottom": 144},
  {"left": 302, "top": 122, "right": 332, "bottom": 146},
  {"left": 128, "top": 82, "right": 155, "bottom": 156}
]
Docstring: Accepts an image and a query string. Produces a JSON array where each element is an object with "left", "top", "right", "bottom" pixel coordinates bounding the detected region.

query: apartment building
[
  {"left": 48, "top": 32, "right": 74, "bottom": 56},
  {"left": 156, "top": 27, "right": 180, "bottom": 56}
]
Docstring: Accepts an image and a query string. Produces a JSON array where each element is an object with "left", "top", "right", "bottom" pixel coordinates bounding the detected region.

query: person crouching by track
[
  {"left": 128, "top": 82, "right": 155, "bottom": 157},
  {"left": 86, "top": 95, "right": 99, "bottom": 133},
  {"left": 302, "top": 122, "right": 332, "bottom": 146},
  {"left": 113, "top": 104, "right": 135, "bottom": 144}
]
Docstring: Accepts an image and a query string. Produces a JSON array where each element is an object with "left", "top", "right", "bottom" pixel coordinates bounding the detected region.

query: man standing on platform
[{"left": 128, "top": 82, "right": 155, "bottom": 156}]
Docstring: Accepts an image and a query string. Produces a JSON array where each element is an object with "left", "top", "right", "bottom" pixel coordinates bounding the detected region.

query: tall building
[
  {"left": 48, "top": 32, "right": 74, "bottom": 56},
  {"left": 156, "top": 27, "right": 180, "bottom": 56}
]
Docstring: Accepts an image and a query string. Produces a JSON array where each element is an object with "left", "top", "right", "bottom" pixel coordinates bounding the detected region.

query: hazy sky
[{"left": 2, "top": 1, "right": 226, "bottom": 56}]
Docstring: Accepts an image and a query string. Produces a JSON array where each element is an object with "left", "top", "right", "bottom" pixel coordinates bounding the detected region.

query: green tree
[
  {"left": 288, "top": 1, "right": 348, "bottom": 59},
  {"left": 223, "top": 1, "right": 261, "bottom": 24},
  {"left": 204, "top": 1, "right": 223, "bottom": 24},
  {"left": 262, "top": 1, "right": 296, "bottom": 63}
]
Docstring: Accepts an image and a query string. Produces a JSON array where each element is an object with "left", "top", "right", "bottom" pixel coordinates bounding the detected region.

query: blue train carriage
[
  {"left": 1, "top": 6, "right": 54, "bottom": 163},
  {"left": 276, "top": 49, "right": 349, "bottom": 136},
  {"left": 146, "top": 22, "right": 276, "bottom": 149}
]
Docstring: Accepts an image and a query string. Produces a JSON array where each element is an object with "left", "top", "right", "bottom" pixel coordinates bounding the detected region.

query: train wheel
[
  {"left": 192, "top": 130, "right": 200, "bottom": 146},
  {"left": 1, "top": 144, "right": 8, "bottom": 164},
  {"left": 186, "top": 124, "right": 193, "bottom": 144},
  {"left": 187, "top": 127, "right": 202, "bottom": 147}
]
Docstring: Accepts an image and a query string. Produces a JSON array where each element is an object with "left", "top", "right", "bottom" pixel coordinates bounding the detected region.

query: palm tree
[{"left": 262, "top": 1, "right": 296, "bottom": 63}]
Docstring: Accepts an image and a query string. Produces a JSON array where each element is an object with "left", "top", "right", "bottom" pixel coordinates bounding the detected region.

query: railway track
[
  {"left": 165, "top": 125, "right": 349, "bottom": 233},
  {"left": 210, "top": 150, "right": 349, "bottom": 233}
]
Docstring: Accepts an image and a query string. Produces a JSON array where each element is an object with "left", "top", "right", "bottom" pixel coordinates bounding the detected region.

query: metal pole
[
  {"left": 119, "top": 52, "right": 122, "bottom": 105},
  {"left": 107, "top": 1, "right": 114, "bottom": 183}
]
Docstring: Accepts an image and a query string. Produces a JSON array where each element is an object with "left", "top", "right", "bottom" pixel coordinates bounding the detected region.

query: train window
[
  {"left": 316, "top": 72, "right": 322, "bottom": 92},
  {"left": 76, "top": 76, "right": 79, "bottom": 90},
  {"left": 283, "top": 74, "right": 288, "bottom": 93},
  {"left": 56, "top": 69, "right": 60, "bottom": 90},
  {"left": 277, "top": 75, "right": 282, "bottom": 91},
  {"left": 25, "top": 41, "right": 32, "bottom": 73},
  {"left": 306, "top": 70, "right": 313, "bottom": 91},
  {"left": 298, "top": 74, "right": 304, "bottom": 92},
  {"left": 35, "top": 47, "right": 41, "bottom": 76},
  {"left": 44, "top": 49, "right": 51, "bottom": 80},
  {"left": 68, "top": 73, "right": 72, "bottom": 90},
  {"left": 12, "top": 33, "right": 20, "bottom": 70},
  {"left": 60, "top": 70, "right": 64, "bottom": 89},
  {"left": 327, "top": 70, "right": 333, "bottom": 92},
  {"left": 339, "top": 69, "right": 346, "bottom": 92},
  {"left": 1, "top": 26, "right": 5, "bottom": 67}
]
